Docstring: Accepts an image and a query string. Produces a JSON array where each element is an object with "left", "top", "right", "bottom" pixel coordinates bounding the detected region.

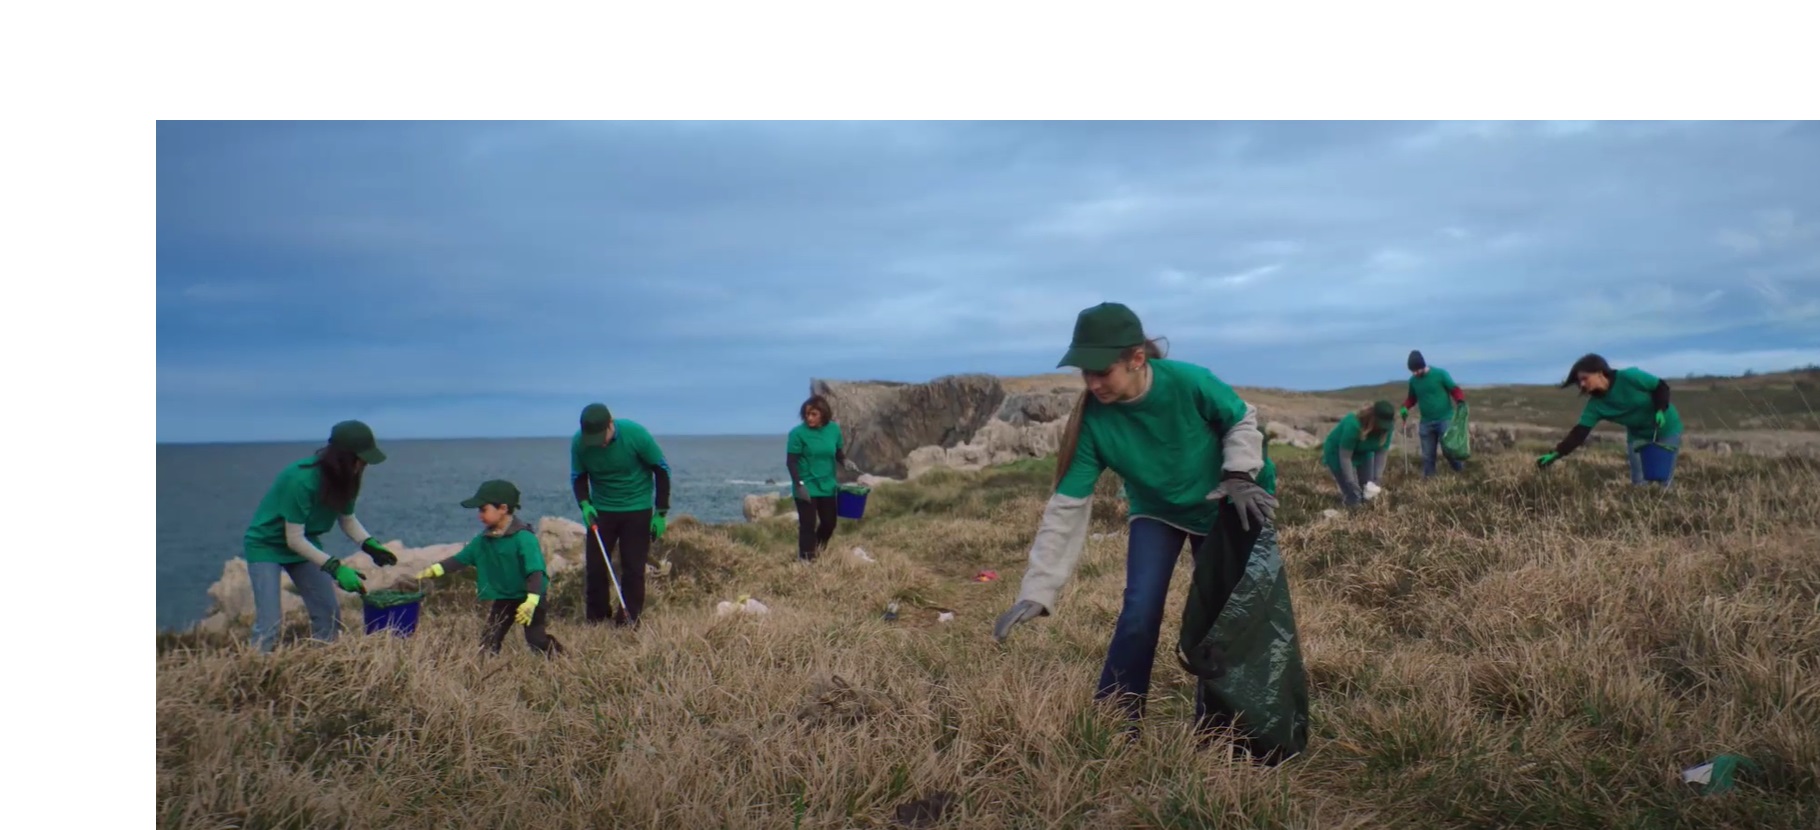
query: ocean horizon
[{"left": 157, "top": 434, "right": 793, "bottom": 632}]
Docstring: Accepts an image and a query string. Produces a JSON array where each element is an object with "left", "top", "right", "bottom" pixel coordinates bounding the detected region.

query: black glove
[
  {"left": 1205, "top": 471, "right": 1277, "bottom": 532},
  {"left": 361, "top": 538, "right": 398, "bottom": 567}
]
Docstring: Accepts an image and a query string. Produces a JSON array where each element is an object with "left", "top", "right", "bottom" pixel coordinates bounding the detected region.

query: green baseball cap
[
  {"left": 1058, "top": 302, "right": 1146, "bottom": 372},
  {"left": 579, "top": 403, "right": 614, "bottom": 446},
  {"left": 1372, "top": 400, "right": 1396, "bottom": 423},
  {"left": 460, "top": 479, "right": 521, "bottom": 509},
  {"left": 328, "top": 420, "right": 386, "bottom": 464}
]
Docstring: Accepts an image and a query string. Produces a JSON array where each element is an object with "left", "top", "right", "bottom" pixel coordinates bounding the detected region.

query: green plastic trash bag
[
  {"left": 362, "top": 589, "right": 424, "bottom": 609},
  {"left": 1442, "top": 401, "right": 1471, "bottom": 462},
  {"left": 1176, "top": 499, "right": 1310, "bottom": 764}
]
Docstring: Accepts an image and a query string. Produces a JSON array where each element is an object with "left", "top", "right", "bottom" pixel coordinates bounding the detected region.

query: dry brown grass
[{"left": 157, "top": 442, "right": 1820, "bottom": 828}]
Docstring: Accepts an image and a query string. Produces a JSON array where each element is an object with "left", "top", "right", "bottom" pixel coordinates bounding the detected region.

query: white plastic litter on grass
[
  {"left": 716, "top": 595, "right": 769, "bottom": 616},
  {"left": 851, "top": 547, "right": 876, "bottom": 563}
]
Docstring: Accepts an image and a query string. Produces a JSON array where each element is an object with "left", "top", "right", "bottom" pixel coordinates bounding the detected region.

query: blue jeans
[
  {"left": 1328, "top": 457, "right": 1376, "bottom": 506},
  {"left": 1628, "top": 432, "right": 1683, "bottom": 488},
  {"left": 1420, "top": 418, "right": 1464, "bottom": 477},
  {"left": 249, "top": 559, "right": 344, "bottom": 653},
  {"left": 1098, "top": 517, "right": 1205, "bottom": 720}
]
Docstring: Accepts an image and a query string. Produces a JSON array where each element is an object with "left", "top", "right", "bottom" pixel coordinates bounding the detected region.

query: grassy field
[
  {"left": 156, "top": 439, "right": 1820, "bottom": 828},
  {"left": 1308, "top": 367, "right": 1820, "bottom": 433}
]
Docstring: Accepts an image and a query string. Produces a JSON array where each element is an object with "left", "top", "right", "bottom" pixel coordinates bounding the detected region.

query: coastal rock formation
[
  {"left": 744, "top": 493, "right": 777, "bottom": 522},
  {"left": 1265, "top": 422, "right": 1320, "bottom": 449},
  {"left": 810, "top": 375, "right": 1007, "bottom": 479},
  {"left": 813, "top": 375, "right": 1081, "bottom": 479}
]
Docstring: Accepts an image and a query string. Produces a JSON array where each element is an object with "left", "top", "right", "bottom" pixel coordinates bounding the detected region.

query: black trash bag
[{"left": 1176, "top": 498, "right": 1311, "bottom": 764}]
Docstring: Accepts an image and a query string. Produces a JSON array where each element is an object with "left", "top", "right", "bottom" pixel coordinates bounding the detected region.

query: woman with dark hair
[
  {"left": 993, "top": 302, "right": 1309, "bottom": 763},
  {"left": 1323, "top": 400, "right": 1396, "bottom": 507},
  {"left": 785, "top": 395, "right": 860, "bottom": 561},
  {"left": 241, "top": 420, "right": 399, "bottom": 653},
  {"left": 1537, "top": 353, "right": 1685, "bottom": 486}
]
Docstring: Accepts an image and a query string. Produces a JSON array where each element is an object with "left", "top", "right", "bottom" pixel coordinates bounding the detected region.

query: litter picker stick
[{"left": 588, "top": 521, "right": 629, "bottom": 616}]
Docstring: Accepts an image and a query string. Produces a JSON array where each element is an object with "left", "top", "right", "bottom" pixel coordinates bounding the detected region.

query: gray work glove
[
  {"left": 793, "top": 483, "right": 809, "bottom": 502},
  {"left": 993, "top": 600, "right": 1044, "bottom": 642},
  {"left": 1205, "top": 472, "right": 1278, "bottom": 532},
  {"left": 842, "top": 458, "right": 861, "bottom": 473}
]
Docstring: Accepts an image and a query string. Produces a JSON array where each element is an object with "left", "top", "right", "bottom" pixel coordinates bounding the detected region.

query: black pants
[
  {"left": 794, "top": 496, "right": 838, "bottom": 560},
  {"left": 585, "top": 509, "right": 650, "bottom": 624},
  {"left": 480, "top": 598, "right": 564, "bottom": 656}
]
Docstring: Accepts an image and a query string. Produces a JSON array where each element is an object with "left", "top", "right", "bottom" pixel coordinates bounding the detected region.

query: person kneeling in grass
[{"left": 416, "top": 479, "right": 565, "bottom": 656}]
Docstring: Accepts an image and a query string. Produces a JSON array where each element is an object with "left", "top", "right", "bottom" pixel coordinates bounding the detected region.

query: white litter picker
[{"left": 587, "top": 522, "right": 630, "bottom": 618}]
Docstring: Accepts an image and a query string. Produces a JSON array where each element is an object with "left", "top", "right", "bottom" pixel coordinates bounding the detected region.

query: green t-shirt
[
  {"left": 242, "top": 458, "right": 356, "bottom": 564},
  {"left": 1054, "top": 358, "right": 1258, "bottom": 536},
  {"left": 1577, "top": 367, "right": 1684, "bottom": 442},
  {"left": 1407, "top": 367, "right": 1460, "bottom": 422},
  {"left": 786, "top": 421, "right": 844, "bottom": 498},
  {"left": 1321, "top": 412, "right": 1389, "bottom": 469},
  {"left": 571, "top": 419, "right": 669, "bottom": 512},
  {"left": 452, "top": 525, "right": 547, "bottom": 601}
]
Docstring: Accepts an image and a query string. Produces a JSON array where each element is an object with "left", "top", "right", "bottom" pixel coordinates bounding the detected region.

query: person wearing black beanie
[{"left": 1400, "top": 350, "right": 1467, "bottom": 477}]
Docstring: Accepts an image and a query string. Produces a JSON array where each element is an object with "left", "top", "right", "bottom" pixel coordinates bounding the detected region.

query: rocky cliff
[{"left": 810, "top": 374, "right": 1082, "bottom": 479}]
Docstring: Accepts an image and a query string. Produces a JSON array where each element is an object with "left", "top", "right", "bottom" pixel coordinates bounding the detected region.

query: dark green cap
[
  {"left": 579, "top": 403, "right": 613, "bottom": 447},
  {"left": 328, "top": 420, "right": 386, "bottom": 464},
  {"left": 460, "top": 479, "right": 521, "bottom": 509},
  {"left": 1057, "top": 302, "right": 1146, "bottom": 372},
  {"left": 1372, "top": 400, "right": 1396, "bottom": 423}
]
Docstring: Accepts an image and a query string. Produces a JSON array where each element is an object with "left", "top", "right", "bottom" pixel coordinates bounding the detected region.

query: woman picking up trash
[
  {"left": 240, "top": 420, "right": 400, "bottom": 653},
  {"left": 785, "top": 394, "right": 861, "bottom": 561},
  {"left": 1537, "top": 353, "right": 1685, "bottom": 487},
  {"left": 1323, "top": 401, "right": 1396, "bottom": 507},
  {"left": 993, "top": 302, "right": 1309, "bottom": 763}
]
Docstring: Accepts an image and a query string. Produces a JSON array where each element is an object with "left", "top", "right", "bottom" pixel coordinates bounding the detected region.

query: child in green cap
[{"left": 416, "top": 479, "right": 565, "bottom": 656}]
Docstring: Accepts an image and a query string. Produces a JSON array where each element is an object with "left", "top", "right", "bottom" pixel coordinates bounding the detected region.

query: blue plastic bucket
[
  {"left": 836, "top": 485, "right": 870, "bottom": 520},
  {"left": 1638, "top": 442, "right": 1677, "bottom": 483},
  {"left": 362, "top": 591, "right": 423, "bottom": 637}
]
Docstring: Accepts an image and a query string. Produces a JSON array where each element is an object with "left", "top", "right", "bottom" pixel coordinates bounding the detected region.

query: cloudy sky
[{"left": 156, "top": 120, "right": 1820, "bottom": 443}]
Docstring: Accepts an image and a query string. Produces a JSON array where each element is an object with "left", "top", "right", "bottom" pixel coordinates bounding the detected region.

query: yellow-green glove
[
  {"left": 416, "top": 563, "right": 444, "bottom": 580},
  {"left": 650, "top": 511, "right": 667, "bottom": 539},
  {"left": 515, "top": 593, "right": 541, "bottom": 626}
]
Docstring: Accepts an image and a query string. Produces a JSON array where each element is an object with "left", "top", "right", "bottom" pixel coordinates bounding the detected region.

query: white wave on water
[{"left": 726, "top": 479, "right": 787, "bottom": 487}]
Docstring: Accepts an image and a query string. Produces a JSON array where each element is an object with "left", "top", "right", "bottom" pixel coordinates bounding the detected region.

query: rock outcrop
[
  {"left": 1265, "top": 422, "right": 1319, "bottom": 449},
  {"left": 812, "top": 374, "right": 1078, "bottom": 479},
  {"left": 743, "top": 493, "right": 777, "bottom": 522},
  {"left": 810, "top": 375, "right": 1007, "bottom": 478}
]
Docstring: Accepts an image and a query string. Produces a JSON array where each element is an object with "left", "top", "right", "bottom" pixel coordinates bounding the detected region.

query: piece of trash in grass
[
  {"left": 1322, "top": 509, "right": 1341, "bottom": 519},
  {"left": 1363, "top": 482, "right": 1383, "bottom": 500},
  {"left": 646, "top": 558, "right": 673, "bottom": 577},
  {"left": 716, "top": 594, "right": 769, "bottom": 616},
  {"left": 1682, "top": 754, "right": 1756, "bottom": 794},
  {"left": 937, "top": 611, "right": 955, "bottom": 623},
  {"left": 851, "top": 547, "right": 876, "bottom": 563},
  {"left": 882, "top": 602, "right": 900, "bottom": 622},
  {"left": 971, "top": 569, "right": 998, "bottom": 582}
]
